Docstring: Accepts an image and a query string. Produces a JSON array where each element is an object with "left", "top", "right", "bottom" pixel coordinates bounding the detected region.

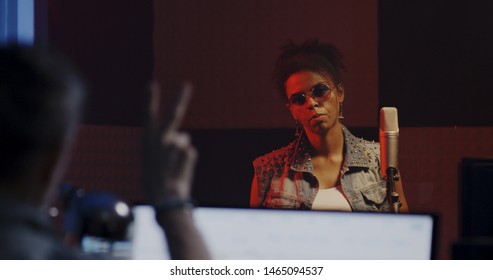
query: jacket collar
[{"left": 290, "top": 125, "right": 373, "bottom": 173}]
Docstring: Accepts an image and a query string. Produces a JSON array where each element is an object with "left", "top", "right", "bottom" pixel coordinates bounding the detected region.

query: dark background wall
[
  {"left": 46, "top": 0, "right": 153, "bottom": 126},
  {"left": 379, "top": 0, "right": 493, "bottom": 126},
  {"left": 44, "top": 0, "right": 493, "bottom": 259},
  {"left": 152, "top": 0, "right": 379, "bottom": 129}
]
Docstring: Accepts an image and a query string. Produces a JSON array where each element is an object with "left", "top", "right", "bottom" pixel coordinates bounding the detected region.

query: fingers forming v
[{"left": 161, "top": 82, "right": 192, "bottom": 140}]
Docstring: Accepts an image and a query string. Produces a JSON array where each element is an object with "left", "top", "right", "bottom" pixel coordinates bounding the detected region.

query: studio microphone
[
  {"left": 379, "top": 107, "right": 401, "bottom": 213},
  {"left": 379, "top": 107, "right": 399, "bottom": 177}
]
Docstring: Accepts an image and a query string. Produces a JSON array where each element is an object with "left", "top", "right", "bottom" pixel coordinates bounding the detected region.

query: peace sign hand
[{"left": 143, "top": 82, "right": 196, "bottom": 203}]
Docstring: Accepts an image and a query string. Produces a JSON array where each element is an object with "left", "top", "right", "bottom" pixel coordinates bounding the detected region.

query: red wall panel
[{"left": 153, "top": 0, "right": 378, "bottom": 129}]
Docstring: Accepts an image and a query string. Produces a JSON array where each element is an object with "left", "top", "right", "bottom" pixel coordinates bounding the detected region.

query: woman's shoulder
[
  {"left": 253, "top": 140, "right": 296, "bottom": 169},
  {"left": 343, "top": 126, "right": 380, "bottom": 149},
  {"left": 342, "top": 126, "right": 381, "bottom": 166}
]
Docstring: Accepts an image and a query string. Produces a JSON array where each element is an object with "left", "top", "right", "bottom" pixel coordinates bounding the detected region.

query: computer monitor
[
  {"left": 460, "top": 157, "right": 493, "bottom": 238},
  {"left": 452, "top": 158, "right": 493, "bottom": 259},
  {"left": 131, "top": 206, "right": 436, "bottom": 260}
]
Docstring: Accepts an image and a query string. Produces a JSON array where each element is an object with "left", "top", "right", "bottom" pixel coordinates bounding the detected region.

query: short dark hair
[
  {"left": 0, "top": 45, "right": 84, "bottom": 180},
  {"left": 273, "top": 39, "right": 345, "bottom": 98}
]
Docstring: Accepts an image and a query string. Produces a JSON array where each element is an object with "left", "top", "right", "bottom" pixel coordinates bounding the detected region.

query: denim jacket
[{"left": 251, "top": 126, "right": 390, "bottom": 212}]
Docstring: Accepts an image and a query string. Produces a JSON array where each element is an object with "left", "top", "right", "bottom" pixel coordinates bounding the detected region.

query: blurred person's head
[{"left": 0, "top": 44, "right": 84, "bottom": 209}]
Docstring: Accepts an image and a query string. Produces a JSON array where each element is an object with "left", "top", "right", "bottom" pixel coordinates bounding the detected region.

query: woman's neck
[{"left": 305, "top": 122, "right": 344, "bottom": 158}]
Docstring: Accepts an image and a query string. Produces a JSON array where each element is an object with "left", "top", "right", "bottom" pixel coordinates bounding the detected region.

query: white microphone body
[
  {"left": 379, "top": 107, "right": 399, "bottom": 178},
  {"left": 380, "top": 107, "right": 401, "bottom": 212}
]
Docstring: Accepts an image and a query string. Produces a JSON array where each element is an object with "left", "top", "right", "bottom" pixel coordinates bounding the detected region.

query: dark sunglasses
[{"left": 288, "top": 82, "right": 333, "bottom": 106}]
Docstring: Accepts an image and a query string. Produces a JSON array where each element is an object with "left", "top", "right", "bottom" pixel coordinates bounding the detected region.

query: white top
[{"left": 311, "top": 185, "right": 352, "bottom": 211}]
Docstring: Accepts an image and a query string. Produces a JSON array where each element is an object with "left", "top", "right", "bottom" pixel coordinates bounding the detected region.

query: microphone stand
[{"left": 386, "top": 167, "right": 401, "bottom": 213}]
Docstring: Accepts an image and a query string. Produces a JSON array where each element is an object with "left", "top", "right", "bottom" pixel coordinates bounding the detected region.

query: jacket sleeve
[
  {"left": 250, "top": 159, "right": 269, "bottom": 208},
  {"left": 250, "top": 173, "right": 263, "bottom": 208}
]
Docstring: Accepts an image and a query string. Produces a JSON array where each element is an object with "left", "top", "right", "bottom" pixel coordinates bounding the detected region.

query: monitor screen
[
  {"left": 131, "top": 206, "right": 436, "bottom": 260},
  {"left": 460, "top": 158, "right": 493, "bottom": 238}
]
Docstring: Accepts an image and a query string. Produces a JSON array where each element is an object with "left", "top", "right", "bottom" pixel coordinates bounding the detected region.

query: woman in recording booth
[{"left": 250, "top": 39, "right": 408, "bottom": 212}]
